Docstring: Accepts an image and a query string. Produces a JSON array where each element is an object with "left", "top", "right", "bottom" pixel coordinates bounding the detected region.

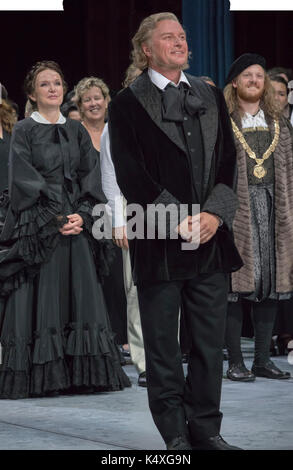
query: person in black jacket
[{"left": 108, "top": 12, "right": 242, "bottom": 450}]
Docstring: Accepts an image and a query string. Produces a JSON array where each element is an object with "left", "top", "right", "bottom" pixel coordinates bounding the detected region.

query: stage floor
[{"left": 0, "top": 340, "right": 292, "bottom": 450}]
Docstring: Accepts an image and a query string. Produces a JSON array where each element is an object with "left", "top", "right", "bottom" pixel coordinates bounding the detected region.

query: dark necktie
[{"left": 162, "top": 82, "right": 206, "bottom": 122}]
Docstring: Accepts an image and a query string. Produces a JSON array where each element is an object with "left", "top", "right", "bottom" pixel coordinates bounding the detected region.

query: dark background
[{"left": 1, "top": 0, "right": 293, "bottom": 114}]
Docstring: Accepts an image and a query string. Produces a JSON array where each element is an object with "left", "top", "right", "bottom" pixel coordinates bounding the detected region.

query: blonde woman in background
[
  {"left": 75, "top": 77, "right": 109, "bottom": 151},
  {"left": 100, "top": 65, "right": 147, "bottom": 387},
  {"left": 75, "top": 77, "right": 129, "bottom": 357}
]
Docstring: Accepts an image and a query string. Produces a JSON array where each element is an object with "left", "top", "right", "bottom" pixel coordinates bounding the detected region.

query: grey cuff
[{"left": 202, "top": 184, "right": 238, "bottom": 230}]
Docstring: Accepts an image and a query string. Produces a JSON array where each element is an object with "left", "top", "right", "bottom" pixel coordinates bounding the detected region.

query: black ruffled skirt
[{"left": 0, "top": 230, "right": 131, "bottom": 399}]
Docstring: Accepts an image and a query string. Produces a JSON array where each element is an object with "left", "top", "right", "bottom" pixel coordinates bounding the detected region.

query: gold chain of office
[{"left": 230, "top": 118, "right": 280, "bottom": 179}]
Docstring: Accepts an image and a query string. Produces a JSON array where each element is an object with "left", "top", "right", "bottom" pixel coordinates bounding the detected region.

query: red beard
[{"left": 237, "top": 84, "right": 264, "bottom": 103}]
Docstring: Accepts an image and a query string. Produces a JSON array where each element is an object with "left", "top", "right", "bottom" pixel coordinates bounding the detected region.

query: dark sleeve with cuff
[{"left": 202, "top": 87, "right": 238, "bottom": 230}]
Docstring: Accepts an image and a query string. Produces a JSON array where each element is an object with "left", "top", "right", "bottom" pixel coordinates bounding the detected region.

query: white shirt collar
[
  {"left": 148, "top": 68, "right": 191, "bottom": 90},
  {"left": 241, "top": 108, "right": 267, "bottom": 129},
  {"left": 31, "top": 111, "right": 66, "bottom": 124}
]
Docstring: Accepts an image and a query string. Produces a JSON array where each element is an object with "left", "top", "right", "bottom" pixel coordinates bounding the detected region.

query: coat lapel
[
  {"left": 130, "top": 72, "right": 187, "bottom": 155},
  {"left": 186, "top": 75, "right": 218, "bottom": 191},
  {"left": 130, "top": 72, "right": 219, "bottom": 195}
]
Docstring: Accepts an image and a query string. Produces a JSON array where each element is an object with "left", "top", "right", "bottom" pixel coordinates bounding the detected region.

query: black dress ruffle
[
  {"left": 0, "top": 118, "right": 131, "bottom": 399},
  {"left": 0, "top": 322, "right": 130, "bottom": 399}
]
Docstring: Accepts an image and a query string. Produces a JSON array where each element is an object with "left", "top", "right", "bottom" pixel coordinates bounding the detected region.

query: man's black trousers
[{"left": 137, "top": 272, "right": 228, "bottom": 444}]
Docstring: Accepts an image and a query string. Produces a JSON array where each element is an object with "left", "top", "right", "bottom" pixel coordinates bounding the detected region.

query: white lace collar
[{"left": 31, "top": 111, "right": 66, "bottom": 124}]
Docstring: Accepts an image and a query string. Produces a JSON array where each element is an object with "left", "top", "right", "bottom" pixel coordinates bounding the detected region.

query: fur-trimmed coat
[{"left": 231, "top": 111, "right": 293, "bottom": 293}]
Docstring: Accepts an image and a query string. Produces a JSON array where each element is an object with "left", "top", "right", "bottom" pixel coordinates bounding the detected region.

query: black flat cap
[{"left": 225, "top": 53, "right": 266, "bottom": 85}]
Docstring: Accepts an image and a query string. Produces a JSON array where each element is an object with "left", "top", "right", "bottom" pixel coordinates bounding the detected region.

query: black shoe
[
  {"left": 252, "top": 360, "right": 291, "bottom": 380},
  {"left": 166, "top": 436, "right": 193, "bottom": 450},
  {"left": 192, "top": 435, "right": 242, "bottom": 450},
  {"left": 226, "top": 363, "right": 255, "bottom": 382},
  {"left": 137, "top": 371, "right": 147, "bottom": 387}
]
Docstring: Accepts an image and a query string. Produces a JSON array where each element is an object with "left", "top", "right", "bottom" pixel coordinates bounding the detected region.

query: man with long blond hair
[
  {"left": 224, "top": 53, "right": 292, "bottom": 383},
  {"left": 108, "top": 12, "right": 242, "bottom": 450}
]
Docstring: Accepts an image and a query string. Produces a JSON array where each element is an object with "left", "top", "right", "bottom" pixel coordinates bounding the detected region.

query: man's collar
[
  {"left": 243, "top": 108, "right": 264, "bottom": 120},
  {"left": 148, "top": 68, "right": 191, "bottom": 90},
  {"left": 31, "top": 111, "right": 66, "bottom": 124},
  {"left": 241, "top": 108, "right": 267, "bottom": 128}
]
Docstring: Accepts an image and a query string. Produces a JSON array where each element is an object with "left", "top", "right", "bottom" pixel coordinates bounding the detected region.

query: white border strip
[
  {"left": 0, "top": 0, "right": 291, "bottom": 12},
  {"left": 230, "top": 0, "right": 293, "bottom": 10},
  {"left": 0, "top": 0, "right": 63, "bottom": 10}
]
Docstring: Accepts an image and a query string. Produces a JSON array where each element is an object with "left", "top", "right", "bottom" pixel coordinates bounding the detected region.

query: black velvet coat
[{"left": 108, "top": 72, "right": 243, "bottom": 284}]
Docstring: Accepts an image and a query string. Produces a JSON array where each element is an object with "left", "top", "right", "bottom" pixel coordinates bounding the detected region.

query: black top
[
  {"left": 7, "top": 117, "right": 106, "bottom": 214},
  {"left": 0, "top": 117, "right": 108, "bottom": 297},
  {"left": 0, "top": 128, "right": 11, "bottom": 192}
]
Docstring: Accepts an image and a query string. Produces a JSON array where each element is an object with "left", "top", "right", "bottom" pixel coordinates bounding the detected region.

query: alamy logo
[{"left": 92, "top": 201, "right": 201, "bottom": 251}]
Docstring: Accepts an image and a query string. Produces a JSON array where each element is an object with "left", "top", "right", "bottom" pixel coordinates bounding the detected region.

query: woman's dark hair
[
  {"left": 9, "top": 101, "right": 19, "bottom": 116},
  {"left": 268, "top": 67, "right": 293, "bottom": 82},
  {"left": 270, "top": 74, "right": 289, "bottom": 94},
  {"left": 61, "top": 102, "right": 79, "bottom": 117},
  {"left": 24, "top": 60, "right": 67, "bottom": 110},
  {"left": 63, "top": 89, "right": 76, "bottom": 104}
]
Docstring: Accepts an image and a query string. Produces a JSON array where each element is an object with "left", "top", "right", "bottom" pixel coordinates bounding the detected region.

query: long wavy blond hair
[
  {"left": 224, "top": 73, "right": 280, "bottom": 119},
  {"left": 0, "top": 99, "right": 17, "bottom": 133},
  {"left": 131, "top": 12, "right": 187, "bottom": 72},
  {"left": 123, "top": 64, "right": 142, "bottom": 88}
]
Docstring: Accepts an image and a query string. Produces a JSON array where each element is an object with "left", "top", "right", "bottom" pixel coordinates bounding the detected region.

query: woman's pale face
[
  {"left": 30, "top": 69, "right": 64, "bottom": 111},
  {"left": 271, "top": 80, "right": 288, "bottom": 110},
  {"left": 81, "top": 86, "right": 107, "bottom": 123}
]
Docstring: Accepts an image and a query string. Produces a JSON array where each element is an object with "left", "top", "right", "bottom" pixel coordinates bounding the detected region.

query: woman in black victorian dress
[{"left": 0, "top": 61, "right": 130, "bottom": 398}]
